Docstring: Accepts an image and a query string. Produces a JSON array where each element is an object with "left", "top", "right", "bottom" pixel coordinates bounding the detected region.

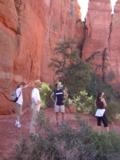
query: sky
[{"left": 77, "top": 0, "right": 118, "bottom": 21}]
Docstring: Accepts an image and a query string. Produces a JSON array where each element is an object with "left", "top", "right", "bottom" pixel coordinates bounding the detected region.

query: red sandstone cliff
[
  {"left": 82, "top": 0, "right": 120, "bottom": 89},
  {"left": 41, "top": 0, "right": 81, "bottom": 82},
  {"left": 108, "top": 0, "right": 120, "bottom": 89},
  {"left": 82, "top": 0, "right": 112, "bottom": 80},
  {"left": 2, "top": 0, "right": 120, "bottom": 115},
  {"left": 0, "top": 0, "right": 81, "bottom": 114}
]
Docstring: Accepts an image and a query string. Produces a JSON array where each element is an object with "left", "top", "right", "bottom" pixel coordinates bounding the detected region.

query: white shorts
[
  {"left": 95, "top": 109, "right": 105, "bottom": 117},
  {"left": 54, "top": 105, "right": 65, "bottom": 113}
]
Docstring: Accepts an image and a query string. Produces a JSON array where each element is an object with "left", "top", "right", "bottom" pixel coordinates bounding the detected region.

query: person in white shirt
[
  {"left": 15, "top": 82, "right": 25, "bottom": 128},
  {"left": 15, "top": 82, "right": 30, "bottom": 128},
  {"left": 30, "top": 80, "right": 41, "bottom": 134}
]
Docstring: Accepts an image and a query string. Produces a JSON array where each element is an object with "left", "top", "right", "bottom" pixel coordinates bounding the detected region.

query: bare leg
[
  {"left": 16, "top": 104, "right": 22, "bottom": 123},
  {"left": 15, "top": 104, "right": 22, "bottom": 128},
  {"left": 16, "top": 107, "right": 20, "bottom": 122}
]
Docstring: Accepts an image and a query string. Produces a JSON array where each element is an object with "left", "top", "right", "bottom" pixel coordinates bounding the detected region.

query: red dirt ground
[{"left": 0, "top": 108, "right": 120, "bottom": 160}]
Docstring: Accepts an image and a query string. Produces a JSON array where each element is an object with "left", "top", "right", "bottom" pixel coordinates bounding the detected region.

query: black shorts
[{"left": 97, "top": 113, "right": 108, "bottom": 127}]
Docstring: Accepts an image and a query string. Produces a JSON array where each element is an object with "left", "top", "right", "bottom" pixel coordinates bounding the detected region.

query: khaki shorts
[{"left": 54, "top": 105, "right": 65, "bottom": 113}]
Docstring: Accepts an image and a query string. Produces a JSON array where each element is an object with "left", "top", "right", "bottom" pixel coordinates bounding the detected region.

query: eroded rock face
[
  {"left": 108, "top": 0, "right": 120, "bottom": 89},
  {"left": 0, "top": 0, "right": 81, "bottom": 114},
  {"left": 41, "top": 0, "right": 80, "bottom": 82},
  {"left": 82, "top": 0, "right": 120, "bottom": 89},
  {"left": 0, "top": 0, "right": 18, "bottom": 114},
  {"left": 82, "top": 0, "right": 112, "bottom": 77}
]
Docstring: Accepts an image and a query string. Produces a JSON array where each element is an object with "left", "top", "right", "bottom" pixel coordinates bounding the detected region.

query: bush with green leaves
[
  {"left": 87, "top": 74, "right": 120, "bottom": 121},
  {"left": 49, "top": 40, "right": 80, "bottom": 76},
  {"left": 50, "top": 40, "right": 116, "bottom": 101},
  {"left": 50, "top": 40, "right": 92, "bottom": 97},
  {"left": 13, "top": 114, "right": 120, "bottom": 160},
  {"left": 107, "top": 101, "right": 120, "bottom": 122},
  {"left": 50, "top": 40, "right": 120, "bottom": 122},
  {"left": 38, "top": 82, "right": 52, "bottom": 108},
  {"left": 90, "top": 131, "right": 120, "bottom": 160},
  {"left": 73, "top": 90, "right": 95, "bottom": 113},
  {"left": 87, "top": 73, "right": 114, "bottom": 100},
  {"left": 62, "top": 60, "right": 92, "bottom": 97}
]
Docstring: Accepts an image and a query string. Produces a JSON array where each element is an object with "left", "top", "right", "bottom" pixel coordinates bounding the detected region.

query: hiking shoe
[
  {"left": 15, "top": 120, "right": 21, "bottom": 128},
  {"left": 17, "top": 123, "right": 21, "bottom": 128},
  {"left": 15, "top": 120, "right": 19, "bottom": 127}
]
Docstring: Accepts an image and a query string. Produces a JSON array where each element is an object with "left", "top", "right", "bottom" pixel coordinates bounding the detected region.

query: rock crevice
[{"left": 82, "top": 0, "right": 120, "bottom": 89}]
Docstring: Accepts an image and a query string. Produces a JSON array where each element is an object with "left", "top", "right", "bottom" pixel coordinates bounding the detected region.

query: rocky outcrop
[
  {"left": 82, "top": 0, "right": 120, "bottom": 89},
  {"left": 0, "top": 0, "right": 81, "bottom": 114},
  {"left": 0, "top": 0, "right": 18, "bottom": 114},
  {"left": 41, "top": 0, "right": 80, "bottom": 82},
  {"left": 108, "top": 0, "right": 120, "bottom": 89},
  {"left": 82, "top": 0, "right": 120, "bottom": 87},
  {"left": 82, "top": 0, "right": 111, "bottom": 76}
]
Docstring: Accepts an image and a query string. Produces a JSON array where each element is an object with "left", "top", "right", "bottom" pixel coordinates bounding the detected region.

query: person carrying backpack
[
  {"left": 15, "top": 82, "right": 30, "bottom": 128},
  {"left": 14, "top": 82, "right": 25, "bottom": 128},
  {"left": 0, "top": 81, "right": 30, "bottom": 128}
]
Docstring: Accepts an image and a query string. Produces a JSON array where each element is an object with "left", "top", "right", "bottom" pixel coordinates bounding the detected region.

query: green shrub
[
  {"left": 49, "top": 40, "right": 80, "bottom": 76},
  {"left": 87, "top": 73, "right": 113, "bottom": 100},
  {"left": 78, "top": 123, "right": 120, "bottom": 160},
  {"left": 50, "top": 40, "right": 120, "bottom": 123},
  {"left": 50, "top": 40, "right": 92, "bottom": 97},
  {"left": 62, "top": 60, "right": 92, "bottom": 97},
  {"left": 73, "top": 90, "right": 95, "bottom": 113},
  {"left": 107, "top": 101, "right": 120, "bottom": 122},
  {"left": 90, "top": 131, "right": 120, "bottom": 160},
  {"left": 39, "top": 82, "right": 52, "bottom": 108},
  {"left": 13, "top": 117, "right": 120, "bottom": 160}
]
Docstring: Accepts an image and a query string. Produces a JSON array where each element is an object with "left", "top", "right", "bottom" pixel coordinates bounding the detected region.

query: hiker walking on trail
[
  {"left": 30, "top": 80, "right": 41, "bottom": 134},
  {"left": 51, "top": 81, "right": 65, "bottom": 126},
  {"left": 95, "top": 92, "right": 109, "bottom": 132}
]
